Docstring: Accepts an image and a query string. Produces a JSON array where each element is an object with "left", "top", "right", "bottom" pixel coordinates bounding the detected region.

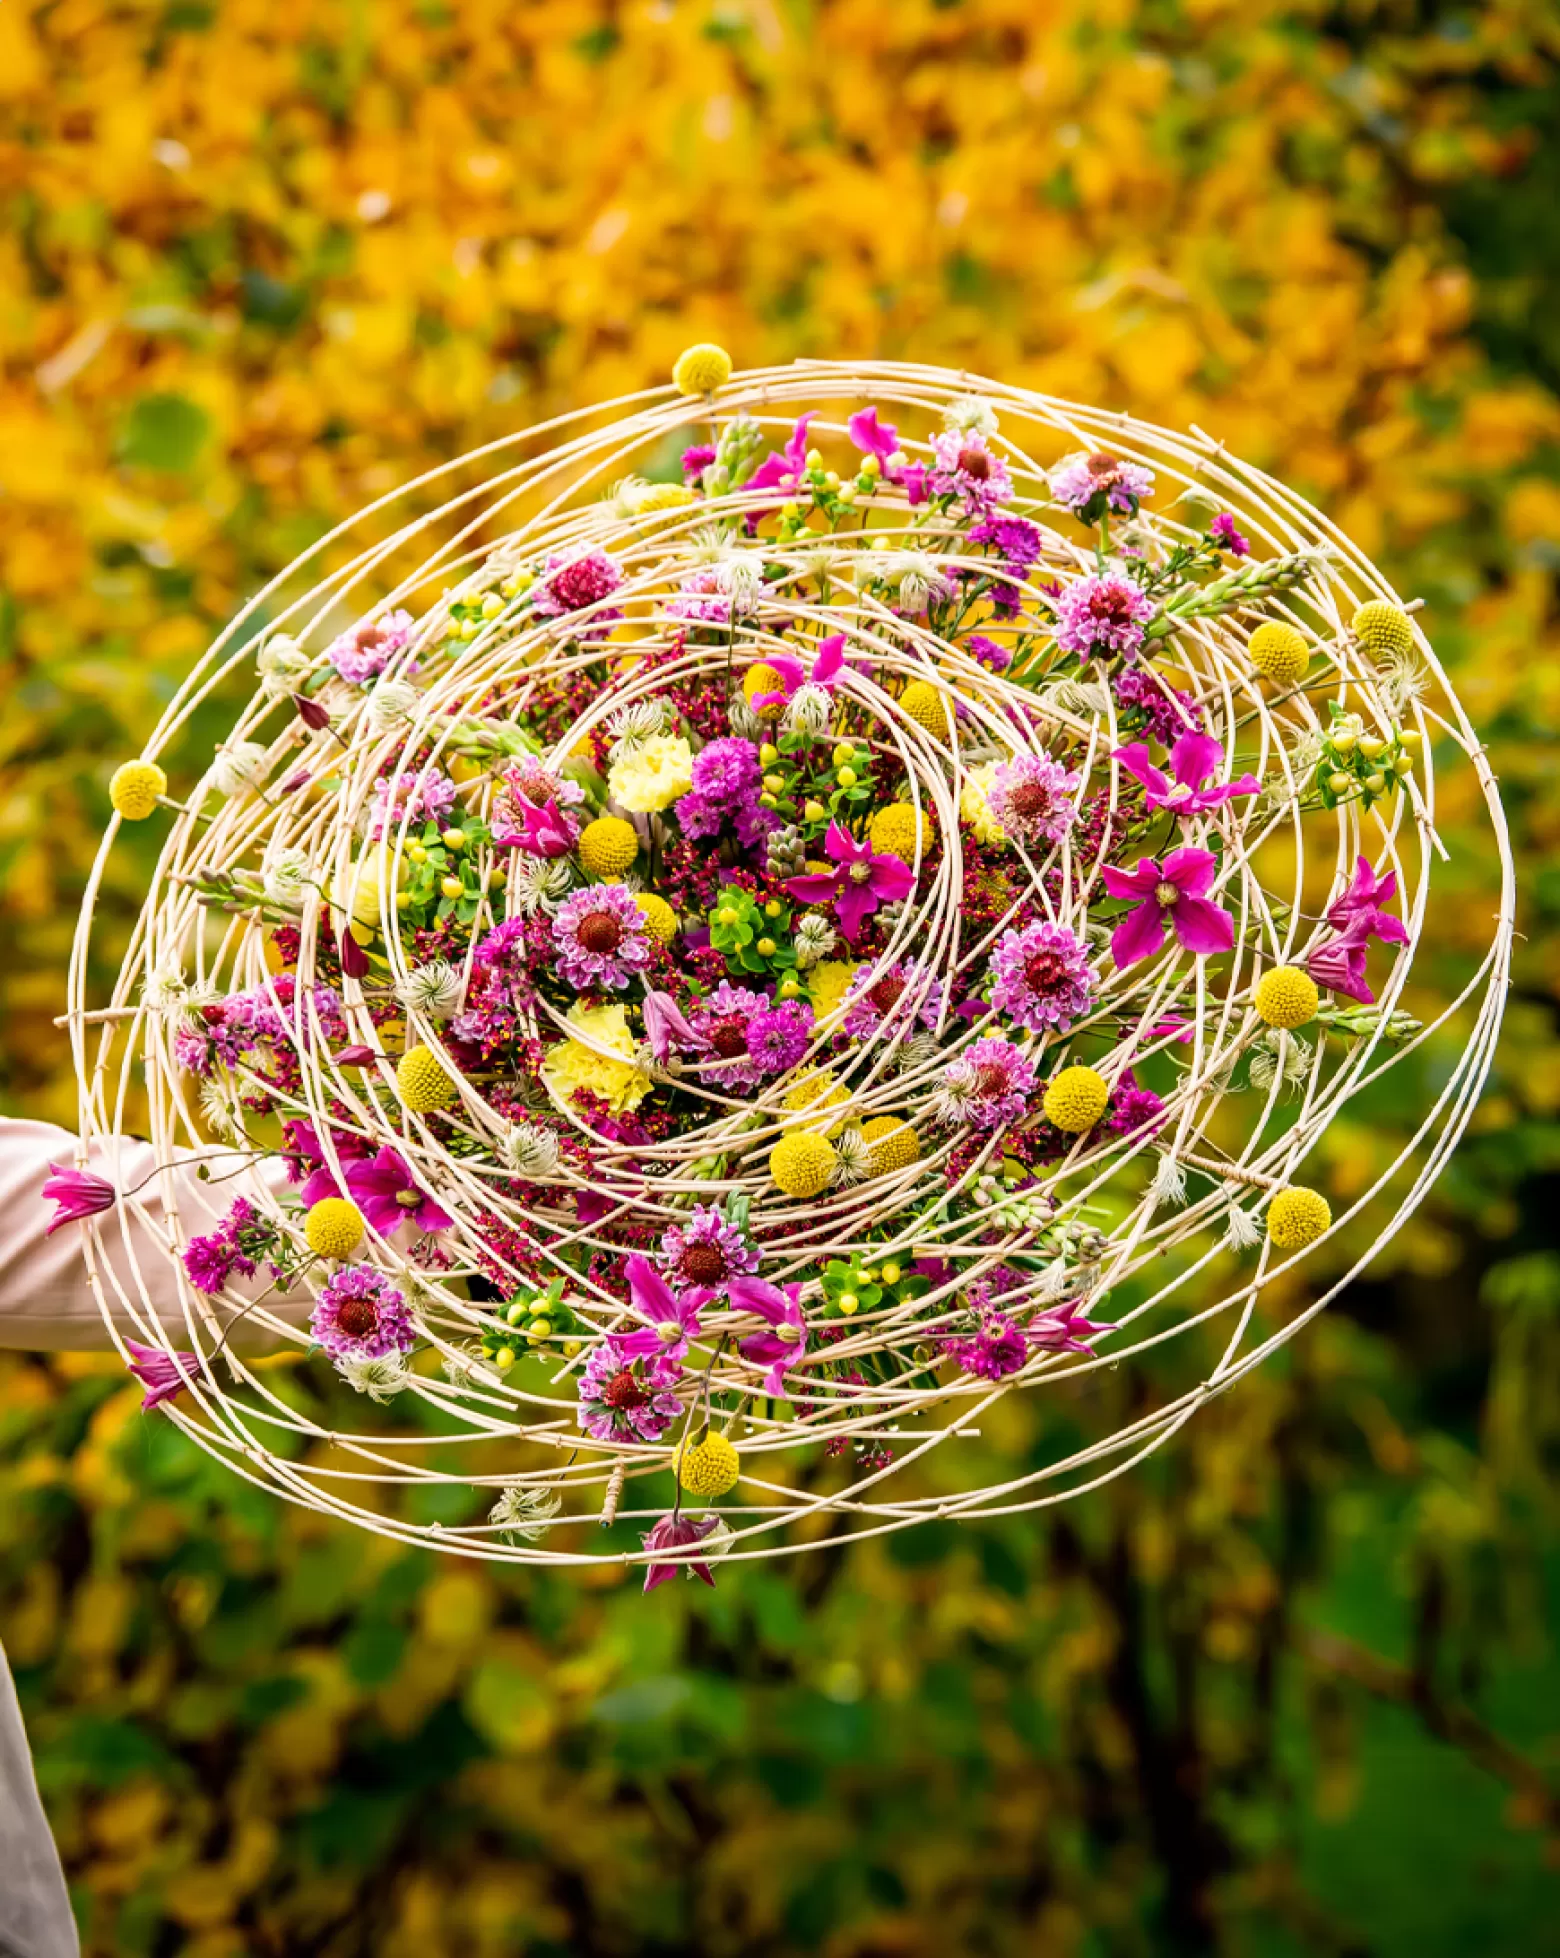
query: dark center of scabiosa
[
  {"left": 868, "top": 976, "right": 907, "bottom": 1015},
  {"left": 355, "top": 623, "right": 387, "bottom": 651},
  {"left": 1007, "top": 780, "right": 1054, "bottom": 820},
  {"left": 578, "top": 910, "right": 625, "bottom": 956},
  {"left": 601, "top": 1367, "right": 650, "bottom": 1410},
  {"left": 335, "top": 1298, "right": 380, "bottom": 1339},
  {"left": 680, "top": 1242, "right": 727, "bottom": 1286},
  {"left": 958, "top": 446, "right": 991, "bottom": 480},
  {"left": 709, "top": 1018, "right": 750, "bottom": 1060},
  {"left": 971, "top": 1063, "right": 1011, "bottom": 1098},
  {"left": 1085, "top": 450, "right": 1119, "bottom": 480},
  {"left": 1024, "top": 950, "right": 1070, "bottom": 995}
]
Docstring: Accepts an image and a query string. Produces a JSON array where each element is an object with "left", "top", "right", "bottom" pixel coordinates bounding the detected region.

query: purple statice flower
[
  {"left": 785, "top": 820, "right": 915, "bottom": 943},
  {"left": 125, "top": 1341, "right": 201, "bottom": 1412},
  {"left": 1100, "top": 848, "right": 1234, "bottom": 969},
  {"left": 729, "top": 1274, "right": 809, "bottom": 1400},
  {"left": 577, "top": 1336, "right": 683, "bottom": 1444},
  {"left": 531, "top": 549, "right": 624, "bottom": 630},
  {"left": 944, "top": 1311, "right": 1029, "bottom": 1381},
  {"left": 985, "top": 753, "right": 1081, "bottom": 848},
  {"left": 676, "top": 737, "right": 770, "bottom": 849},
  {"left": 658, "top": 1207, "right": 758, "bottom": 1301},
  {"left": 681, "top": 443, "right": 718, "bottom": 482},
  {"left": 345, "top": 1147, "right": 453, "bottom": 1237},
  {"left": 1111, "top": 665, "right": 1204, "bottom": 745},
  {"left": 1047, "top": 450, "right": 1154, "bottom": 521},
  {"left": 746, "top": 1000, "right": 815, "bottom": 1075},
  {"left": 691, "top": 983, "right": 770, "bottom": 1091},
  {"left": 1111, "top": 732, "right": 1261, "bottom": 821},
  {"left": 841, "top": 961, "right": 945, "bottom": 1041},
  {"left": 1027, "top": 1296, "right": 1115, "bottom": 1355},
  {"left": 929, "top": 428, "right": 1012, "bottom": 512},
  {"left": 311, "top": 1267, "right": 416, "bottom": 1361},
  {"left": 642, "top": 1511, "right": 724, "bottom": 1592},
  {"left": 182, "top": 1196, "right": 266, "bottom": 1295},
  {"left": 616, "top": 1253, "right": 711, "bottom": 1365},
  {"left": 931, "top": 1037, "right": 1037, "bottom": 1131},
  {"left": 966, "top": 634, "right": 1012, "bottom": 673},
  {"left": 327, "top": 610, "right": 417, "bottom": 687},
  {"left": 42, "top": 1163, "right": 116, "bottom": 1234},
  {"left": 1209, "top": 512, "right": 1250, "bottom": 556},
  {"left": 989, "top": 922, "right": 1094, "bottom": 1034},
  {"left": 969, "top": 514, "right": 1043, "bottom": 615},
  {"left": 1054, "top": 574, "right": 1155, "bottom": 663},
  {"left": 366, "top": 768, "right": 458, "bottom": 841},
  {"left": 551, "top": 884, "right": 654, "bottom": 993}
]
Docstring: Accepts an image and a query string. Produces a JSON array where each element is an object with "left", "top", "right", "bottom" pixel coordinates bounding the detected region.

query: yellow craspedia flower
[
  {"left": 1247, "top": 623, "right": 1309, "bottom": 686},
  {"left": 109, "top": 760, "right": 167, "bottom": 820},
  {"left": 862, "top": 1115, "right": 919, "bottom": 1175},
  {"left": 899, "top": 679, "right": 952, "bottom": 738},
  {"left": 676, "top": 1431, "right": 740, "bottom": 1498},
  {"left": 770, "top": 1130, "right": 837, "bottom": 1199},
  {"left": 959, "top": 762, "right": 1006, "bottom": 846},
  {"left": 1043, "top": 1065, "right": 1109, "bottom": 1134},
  {"left": 672, "top": 342, "right": 733, "bottom": 396},
  {"left": 806, "top": 960, "right": 860, "bottom": 1029},
  {"left": 1352, "top": 601, "right": 1415, "bottom": 660},
  {"left": 868, "top": 802, "right": 935, "bottom": 863},
  {"left": 633, "top": 892, "right": 679, "bottom": 944},
  {"left": 578, "top": 816, "right": 639, "bottom": 877},
  {"left": 1254, "top": 966, "right": 1319, "bottom": 1029},
  {"left": 398, "top": 1044, "right": 457, "bottom": 1113},
  {"left": 541, "top": 1002, "right": 651, "bottom": 1114},
  {"left": 607, "top": 734, "right": 693, "bottom": 813},
  {"left": 742, "top": 662, "right": 788, "bottom": 720},
  {"left": 783, "top": 1068, "right": 851, "bottom": 1136},
  {"left": 1266, "top": 1186, "right": 1332, "bottom": 1252},
  {"left": 628, "top": 481, "right": 698, "bottom": 514},
  {"left": 304, "top": 1198, "right": 364, "bottom": 1261}
]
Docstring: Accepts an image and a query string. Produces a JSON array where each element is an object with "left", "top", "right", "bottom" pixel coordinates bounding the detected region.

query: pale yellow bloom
[
  {"left": 607, "top": 734, "right": 693, "bottom": 812},
  {"left": 807, "top": 959, "right": 860, "bottom": 1030},
  {"left": 959, "top": 763, "right": 1007, "bottom": 847},
  {"left": 541, "top": 1002, "right": 651, "bottom": 1114}
]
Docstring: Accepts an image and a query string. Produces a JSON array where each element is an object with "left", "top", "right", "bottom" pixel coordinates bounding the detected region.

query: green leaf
[{"left": 118, "top": 392, "right": 213, "bottom": 472}]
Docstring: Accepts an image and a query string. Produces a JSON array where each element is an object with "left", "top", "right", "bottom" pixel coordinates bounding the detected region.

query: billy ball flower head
[
  {"left": 672, "top": 342, "right": 733, "bottom": 396},
  {"left": 109, "top": 760, "right": 167, "bottom": 821},
  {"left": 931, "top": 1037, "right": 1038, "bottom": 1131},
  {"left": 551, "top": 883, "right": 654, "bottom": 992},
  {"left": 989, "top": 921, "right": 1095, "bottom": 1034},
  {"left": 1054, "top": 573, "right": 1155, "bottom": 662},
  {"left": 985, "top": 753, "right": 1080, "bottom": 848},
  {"left": 311, "top": 1267, "right": 416, "bottom": 1361}
]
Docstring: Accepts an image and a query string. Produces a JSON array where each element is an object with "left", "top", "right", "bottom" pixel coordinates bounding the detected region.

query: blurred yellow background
[{"left": 1, "top": 3, "right": 1557, "bottom": 1953}]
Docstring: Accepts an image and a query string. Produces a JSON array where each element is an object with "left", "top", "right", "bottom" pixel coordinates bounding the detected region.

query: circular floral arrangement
[{"left": 60, "top": 355, "right": 1511, "bottom": 1590}]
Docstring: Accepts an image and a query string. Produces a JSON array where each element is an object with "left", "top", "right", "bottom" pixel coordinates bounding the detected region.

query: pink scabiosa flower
[
  {"left": 1048, "top": 450, "right": 1154, "bottom": 521},
  {"left": 345, "top": 1147, "right": 453, "bottom": 1237},
  {"left": 985, "top": 753, "right": 1081, "bottom": 848},
  {"left": 42, "top": 1163, "right": 116, "bottom": 1235},
  {"left": 746, "top": 1000, "right": 815, "bottom": 1075},
  {"left": 577, "top": 1336, "right": 683, "bottom": 1444},
  {"left": 1111, "top": 732, "right": 1262, "bottom": 821},
  {"left": 784, "top": 820, "right": 915, "bottom": 942},
  {"left": 551, "top": 884, "right": 653, "bottom": 993},
  {"left": 931, "top": 1037, "right": 1037, "bottom": 1130},
  {"left": 929, "top": 428, "right": 1013, "bottom": 511},
  {"left": 1054, "top": 573, "right": 1155, "bottom": 662},
  {"left": 1209, "top": 512, "right": 1250, "bottom": 556},
  {"left": 989, "top": 922, "right": 1094, "bottom": 1034},
  {"left": 327, "top": 609, "right": 417, "bottom": 686},
  {"left": 641, "top": 1511, "right": 724, "bottom": 1593},
  {"left": 617, "top": 1252, "right": 712, "bottom": 1365},
  {"left": 125, "top": 1341, "right": 201, "bottom": 1412},
  {"left": 1100, "top": 848, "right": 1235, "bottom": 969},
  {"left": 531, "top": 549, "right": 624, "bottom": 628},
  {"left": 658, "top": 1208, "right": 758, "bottom": 1300},
  {"left": 311, "top": 1268, "right": 416, "bottom": 1361},
  {"left": 730, "top": 1274, "right": 809, "bottom": 1400},
  {"left": 841, "top": 961, "right": 945, "bottom": 1040},
  {"left": 366, "top": 768, "right": 458, "bottom": 841},
  {"left": 692, "top": 983, "right": 770, "bottom": 1091}
]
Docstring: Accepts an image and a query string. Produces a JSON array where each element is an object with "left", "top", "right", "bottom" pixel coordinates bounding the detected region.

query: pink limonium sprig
[
  {"left": 784, "top": 821, "right": 914, "bottom": 942},
  {"left": 1112, "top": 732, "right": 1262, "bottom": 822},
  {"left": 1099, "top": 848, "right": 1235, "bottom": 969}
]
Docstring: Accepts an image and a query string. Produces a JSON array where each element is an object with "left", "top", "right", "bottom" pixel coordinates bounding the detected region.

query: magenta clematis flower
[
  {"left": 125, "top": 1340, "right": 201, "bottom": 1411},
  {"left": 642, "top": 989, "right": 709, "bottom": 1065},
  {"left": 1306, "top": 918, "right": 1377, "bottom": 1004},
  {"left": 784, "top": 821, "right": 914, "bottom": 941},
  {"left": 641, "top": 1511, "right": 724, "bottom": 1593},
  {"left": 42, "top": 1163, "right": 116, "bottom": 1235},
  {"left": 1325, "top": 856, "right": 1410, "bottom": 946},
  {"left": 730, "top": 1273, "right": 809, "bottom": 1399},
  {"left": 1112, "top": 732, "right": 1262, "bottom": 820},
  {"left": 747, "top": 412, "right": 817, "bottom": 499},
  {"left": 1100, "top": 847, "right": 1235, "bottom": 969},
  {"left": 747, "top": 632, "right": 847, "bottom": 714},
  {"left": 616, "top": 1253, "right": 710, "bottom": 1366},
  {"left": 1027, "top": 1297, "right": 1116, "bottom": 1356},
  {"left": 1209, "top": 512, "right": 1250, "bottom": 556},
  {"left": 345, "top": 1146, "right": 453, "bottom": 1236},
  {"left": 848, "top": 405, "right": 898, "bottom": 464},
  {"left": 493, "top": 795, "right": 579, "bottom": 858}
]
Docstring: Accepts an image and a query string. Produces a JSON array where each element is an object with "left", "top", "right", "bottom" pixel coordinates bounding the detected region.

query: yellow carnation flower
[
  {"left": 607, "top": 734, "right": 693, "bottom": 813},
  {"left": 541, "top": 1002, "right": 651, "bottom": 1114},
  {"left": 959, "top": 763, "right": 1006, "bottom": 846},
  {"left": 807, "top": 960, "right": 860, "bottom": 1029}
]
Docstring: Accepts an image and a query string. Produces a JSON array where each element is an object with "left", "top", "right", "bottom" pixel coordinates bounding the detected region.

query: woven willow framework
[{"left": 66, "top": 360, "right": 1513, "bottom": 1574}]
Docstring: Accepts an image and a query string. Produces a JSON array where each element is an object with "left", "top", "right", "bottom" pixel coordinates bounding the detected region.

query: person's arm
[{"left": 0, "top": 1116, "right": 308, "bottom": 1352}]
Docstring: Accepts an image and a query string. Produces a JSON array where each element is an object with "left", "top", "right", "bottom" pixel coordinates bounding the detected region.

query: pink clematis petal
[
  {"left": 1112, "top": 743, "right": 1171, "bottom": 799},
  {"left": 1100, "top": 858, "right": 1166, "bottom": 902},
  {"left": 1110, "top": 901, "right": 1169, "bottom": 970},
  {"left": 1170, "top": 893, "right": 1235, "bottom": 956},
  {"left": 1169, "top": 730, "right": 1224, "bottom": 789},
  {"left": 1161, "top": 845, "right": 1219, "bottom": 899}
]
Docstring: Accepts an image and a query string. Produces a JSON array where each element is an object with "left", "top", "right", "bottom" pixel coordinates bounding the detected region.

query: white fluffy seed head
[
  {"left": 499, "top": 1121, "right": 561, "bottom": 1179},
  {"left": 490, "top": 1484, "right": 562, "bottom": 1543},
  {"left": 262, "top": 848, "right": 312, "bottom": 909},
  {"left": 209, "top": 741, "right": 269, "bottom": 796},
  {"left": 397, "top": 961, "right": 466, "bottom": 1020},
  {"left": 338, "top": 1352, "right": 412, "bottom": 1403}
]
